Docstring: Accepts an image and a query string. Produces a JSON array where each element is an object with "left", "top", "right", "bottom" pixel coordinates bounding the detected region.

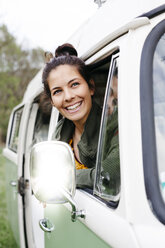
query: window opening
[{"left": 53, "top": 56, "right": 112, "bottom": 191}]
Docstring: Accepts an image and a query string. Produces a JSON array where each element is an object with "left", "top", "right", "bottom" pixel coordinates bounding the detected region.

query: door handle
[
  {"left": 39, "top": 218, "right": 54, "bottom": 233},
  {"left": 10, "top": 180, "right": 17, "bottom": 187}
]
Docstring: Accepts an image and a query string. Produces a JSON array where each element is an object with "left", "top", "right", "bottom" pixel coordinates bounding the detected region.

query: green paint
[
  {"left": 45, "top": 204, "right": 112, "bottom": 248},
  {"left": 5, "top": 157, "right": 20, "bottom": 247},
  {"left": 0, "top": 149, "right": 18, "bottom": 248}
]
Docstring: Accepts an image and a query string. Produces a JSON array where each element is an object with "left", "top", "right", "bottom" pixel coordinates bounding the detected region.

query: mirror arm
[{"left": 61, "top": 189, "right": 85, "bottom": 222}]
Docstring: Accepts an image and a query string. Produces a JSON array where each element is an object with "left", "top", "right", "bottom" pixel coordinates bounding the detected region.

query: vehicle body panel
[
  {"left": 3, "top": 1, "right": 165, "bottom": 247},
  {"left": 5, "top": 155, "right": 20, "bottom": 246},
  {"left": 45, "top": 204, "right": 111, "bottom": 248}
]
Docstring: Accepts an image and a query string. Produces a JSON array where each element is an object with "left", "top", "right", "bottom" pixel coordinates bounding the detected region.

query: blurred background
[
  {"left": 0, "top": 1, "right": 97, "bottom": 247},
  {"left": 0, "top": 0, "right": 97, "bottom": 144}
]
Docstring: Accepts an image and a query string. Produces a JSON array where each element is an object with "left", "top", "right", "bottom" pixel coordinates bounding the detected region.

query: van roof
[
  {"left": 23, "top": 0, "right": 165, "bottom": 102},
  {"left": 23, "top": 68, "right": 43, "bottom": 103},
  {"left": 68, "top": 0, "right": 165, "bottom": 59}
]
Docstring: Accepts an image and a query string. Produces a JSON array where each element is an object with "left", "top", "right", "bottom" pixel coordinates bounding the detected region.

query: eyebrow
[
  {"left": 51, "top": 77, "right": 79, "bottom": 91},
  {"left": 68, "top": 77, "right": 79, "bottom": 84}
]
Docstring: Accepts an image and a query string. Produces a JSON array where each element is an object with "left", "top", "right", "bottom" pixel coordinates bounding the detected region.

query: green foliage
[
  {"left": 0, "top": 24, "right": 44, "bottom": 142},
  {"left": 0, "top": 147, "right": 18, "bottom": 247}
]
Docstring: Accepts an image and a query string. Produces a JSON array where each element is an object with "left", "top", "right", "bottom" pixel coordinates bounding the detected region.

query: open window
[{"left": 52, "top": 51, "right": 120, "bottom": 206}]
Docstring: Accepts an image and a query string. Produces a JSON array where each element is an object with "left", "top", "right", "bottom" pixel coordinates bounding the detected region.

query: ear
[{"left": 89, "top": 79, "right": 95, "bottom": 96}]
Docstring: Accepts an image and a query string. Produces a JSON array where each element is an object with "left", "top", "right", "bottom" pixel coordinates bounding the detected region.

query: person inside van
[
  {"left": 42, "top": 43, "right": 120, "bottom": 190},
  {"left": 101, "top": 68, "right": 120, "bottom": 196},
  {"left": 108, "top": 68, "right": 118, "bottom": 115}
]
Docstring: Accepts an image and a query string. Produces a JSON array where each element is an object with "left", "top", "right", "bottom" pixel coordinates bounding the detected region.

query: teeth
[{"left": 67, "top": 102, "right": 81, "bottom": 110}]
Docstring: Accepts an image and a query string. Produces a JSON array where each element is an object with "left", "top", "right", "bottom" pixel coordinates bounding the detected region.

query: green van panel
[
  {"left": 45, "top": 204, "right": 111, "bottom": 248},
  {"left": 5, "top": 157, "right": 20, "bottom": 247}
]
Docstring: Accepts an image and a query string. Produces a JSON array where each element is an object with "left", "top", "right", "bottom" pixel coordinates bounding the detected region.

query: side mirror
[{"left": 30, "top": 141, "right": 85, "bottom": 222}]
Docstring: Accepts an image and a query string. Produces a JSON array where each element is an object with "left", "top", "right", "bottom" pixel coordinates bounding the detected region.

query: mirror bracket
[
  {"left": 70, "top": 204, "right": 85, "bottom": 222},
  {"left": 62, "top": 189, "right": 85, "bottom": 222}
]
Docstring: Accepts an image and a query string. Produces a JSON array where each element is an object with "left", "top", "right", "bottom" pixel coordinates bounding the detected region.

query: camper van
[{"left": 3, "top": 0, "right": 165, "bottom": 247}]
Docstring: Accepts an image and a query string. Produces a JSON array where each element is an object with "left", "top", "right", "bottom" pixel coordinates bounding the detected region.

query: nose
[{"left": 64, "top": 88, "right": 75, "bottom": 102}]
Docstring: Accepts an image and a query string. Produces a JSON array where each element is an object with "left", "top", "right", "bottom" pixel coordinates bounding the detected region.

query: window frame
[
  {"left": 94, "top": 52, "right": 120, "bottom": 207},
  {"left": 140, "top": 19, "right": 165, "bottom": 225},
  {"left": 8, "top": 106, "right": 24, "bottom": 153}
]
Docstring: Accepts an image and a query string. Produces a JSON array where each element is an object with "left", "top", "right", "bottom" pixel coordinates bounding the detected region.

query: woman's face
[{"left": 48, "top": 65, "right": 94, "bottom": 127}]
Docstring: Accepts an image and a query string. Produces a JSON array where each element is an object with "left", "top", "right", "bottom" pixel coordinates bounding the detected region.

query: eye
[
  {"left": 52, "top": 89, "right": 61, "bottom": 96},
  {"left": 71, "top": 82, "right": 79, "bottom": 87}
]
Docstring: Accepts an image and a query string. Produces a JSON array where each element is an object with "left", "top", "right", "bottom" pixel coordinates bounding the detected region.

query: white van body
[{"left": 3, "top": 0, "right": 165, "bottom": 247}]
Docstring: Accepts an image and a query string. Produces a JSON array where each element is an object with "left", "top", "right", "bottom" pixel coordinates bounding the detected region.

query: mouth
[{"left": 65, "top": 101, "right": 82, "bottom": 113}]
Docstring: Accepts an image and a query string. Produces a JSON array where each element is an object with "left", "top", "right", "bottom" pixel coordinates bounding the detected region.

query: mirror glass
[{"left": 30, "top": 141, "right": 76, "bottom": 204}]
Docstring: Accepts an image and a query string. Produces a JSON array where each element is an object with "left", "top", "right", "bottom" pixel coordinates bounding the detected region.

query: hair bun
[{"left": 55, "top": 43, "right": 78, "bottom": 57}]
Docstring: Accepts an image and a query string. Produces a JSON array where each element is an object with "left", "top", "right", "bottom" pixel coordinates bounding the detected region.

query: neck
[
  {"left": 73, "top": 103, "right": 93, "bottom": 140},
  {"left": 74, "top": 122, "right": 84, "bottom": 139},
  {"left": 73, "top": 116, "right": 87, "bottom": 137},
  {"left": 73, "top": 119, "right": 86, "bottom": 145}
]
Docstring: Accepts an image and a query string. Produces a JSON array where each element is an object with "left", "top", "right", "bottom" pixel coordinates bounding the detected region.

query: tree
[{"left": 0, "top": 24, "right": 44, "bottom": 142}]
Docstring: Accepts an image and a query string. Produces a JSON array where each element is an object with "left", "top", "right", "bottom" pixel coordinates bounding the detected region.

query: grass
[{"left": 0, "top": 146, "right": 18, "bottom": 248}]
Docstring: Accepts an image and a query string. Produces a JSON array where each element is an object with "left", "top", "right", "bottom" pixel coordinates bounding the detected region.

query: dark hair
[
  {"left": 42, "top": 43, "right": 93, "bottom": 98},
  {"left": 55, "top": 43, "right": 78, "bottom": 57},
  {"left": 38, "top": 92, "right": 52, "bottom": 124}
]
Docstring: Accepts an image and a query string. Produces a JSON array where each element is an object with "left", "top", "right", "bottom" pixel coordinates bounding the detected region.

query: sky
[{"left": 0, "top": 0, "right": 98, "bottom": 52}]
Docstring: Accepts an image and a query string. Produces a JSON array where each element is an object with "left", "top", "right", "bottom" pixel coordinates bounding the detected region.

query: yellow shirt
[{"left": 69, "top": 139, "right": 88, "bottom": 170}]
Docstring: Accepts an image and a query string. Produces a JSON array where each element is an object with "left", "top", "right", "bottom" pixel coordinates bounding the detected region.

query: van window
[
  {"left": 8, "top": 107, "right": 23, "bottom": 153},
  {"left": 153, "top": 32, "right": 165, "bottom": 201},
  {"left": 140, "top": 19, "right": 165, "bottom": 225},
  {"left": 94, "top": 54, "right": 120, "bottom": 203}
]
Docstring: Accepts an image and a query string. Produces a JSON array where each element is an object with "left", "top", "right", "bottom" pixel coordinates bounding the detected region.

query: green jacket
[
  {"left": 53, "top": 102, "right": 120, "bottom": 190},
  {"left": 101, "top": 107, "right": 120, "bottom": 196}
]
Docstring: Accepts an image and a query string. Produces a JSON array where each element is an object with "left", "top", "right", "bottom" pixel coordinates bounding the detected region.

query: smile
[{"left": 65, "top": 102, "right": 82, "bottom": 112}]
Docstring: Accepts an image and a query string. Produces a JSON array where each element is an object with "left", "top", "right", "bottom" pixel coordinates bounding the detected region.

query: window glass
[
  {"left": 8, "top": 107, "right": 23, "bottom": 152},
  {"left": 95, "top": 55, "right": 120, "bottom": 202},
  {"left": 91, "top": 60, "right": 110, "bottom": 107},
  {"left": 153, "top": 32, "right": 165, "bottom": 201}
]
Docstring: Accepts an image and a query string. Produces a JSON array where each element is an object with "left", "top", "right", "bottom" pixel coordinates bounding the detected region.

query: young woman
[{"left": 42, "top": 43, "right": 102, "bottom": 188}]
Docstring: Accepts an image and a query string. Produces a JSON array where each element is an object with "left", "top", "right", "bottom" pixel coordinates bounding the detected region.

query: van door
[
  {"left": 23, "top": 93, "right": 55, "bottom": 248},
  {"left": 3, "top": 103, "right": 32, "bottom": 248},
  {"left": 42, "top": 46, "right": 139, "bottom": 248}
]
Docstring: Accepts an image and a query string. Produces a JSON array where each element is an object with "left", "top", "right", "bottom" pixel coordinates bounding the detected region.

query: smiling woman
[
  {"left": 49, "top": 65, "right": 94, "bottom": 126},
  {"left": 42, "top": 43, "right": 101, "bottom": 188}
]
